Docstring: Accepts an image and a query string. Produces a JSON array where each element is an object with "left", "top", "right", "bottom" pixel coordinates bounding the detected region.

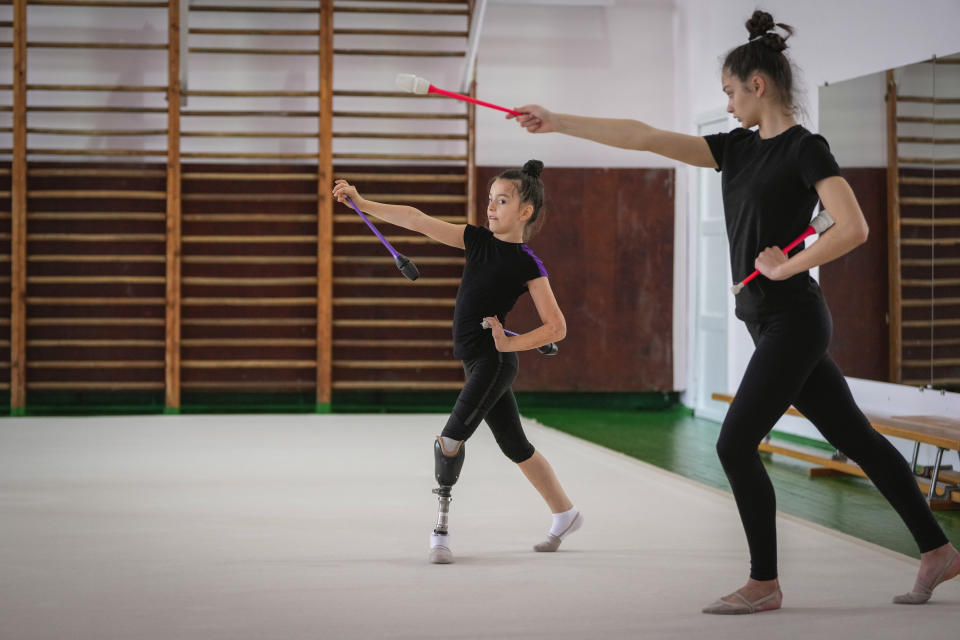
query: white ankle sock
[{"left": 549, "top": 507, "right": 579, "bottom": 537}]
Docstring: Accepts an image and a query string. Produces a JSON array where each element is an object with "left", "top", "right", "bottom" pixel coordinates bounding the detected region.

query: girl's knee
[{"left": 501, "top": 440, "right": 535, "bottom": 464}]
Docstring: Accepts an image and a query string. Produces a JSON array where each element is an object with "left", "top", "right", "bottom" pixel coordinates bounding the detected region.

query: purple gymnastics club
[
  {"left": 344, "top": 196, "right": 420, "bottom": 281},
  {"left": 481, "top": 320, "right": 558, "bottom": 356}
]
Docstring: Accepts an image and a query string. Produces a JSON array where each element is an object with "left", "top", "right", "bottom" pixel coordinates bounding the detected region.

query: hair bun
[
  {"left": 746, "top": 10, "right": 775, "bottom": 38},
  {"left": 522, "top": 159, "right": 544, "bottom": 179}
]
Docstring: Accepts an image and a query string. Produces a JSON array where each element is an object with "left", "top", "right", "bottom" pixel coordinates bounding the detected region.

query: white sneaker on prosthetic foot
[
  {"left": 534, "top": 508, "right": 583, "bottom": 552},
  {"left": 429, "top": 532, "right": 454, "bottom": 564}
]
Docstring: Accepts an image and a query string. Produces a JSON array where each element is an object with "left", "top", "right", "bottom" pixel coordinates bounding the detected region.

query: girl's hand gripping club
[
  {"left": 732, "top": 210, "right": 834, "bottom": 295},
  {"left": 481, "top": 319, "right": 559, "bottom": 356},
  {"left": 395, "top": 73, "right": 523, "bottom": 117},
  {"left": 333, "top": 181, "right": 420, "bottom": 281}
]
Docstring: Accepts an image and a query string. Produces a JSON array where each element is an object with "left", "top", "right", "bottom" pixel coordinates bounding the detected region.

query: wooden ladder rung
[
  {"left": 190, "top": 47, "right": 320, "bottom": 56},
  {"left": 25, "top": 83, "right": 167, "bottom": 92},
  {"left": 333, "top": 339, "right": 453, "bottom": 348},
  {"left": 335, "top": 7, "right": 468, "bottom": 16},
  {"left": 339, "top": 193, "right": 466, "bottom": 203},
  {"left": 182, "top": 297, "right": 315, "bottom": 306},
  {"left": 902, "top": 297, "right": 960, "bottom": 307},
  {"left": 333, "top": 297, "right": 454, "bottom": 307},
  {"left": 183, "top": 89, "right": 318, "bottom": 98},
  {"left": 334, "top": 29, "right": 468, "bottom": 38},
  {"left": 183, "top": 171, "right": 317, "bottom": 180},
  {"left": 28, "top": 339, "right": 165, "bottom": 347},
  {"left": 181, "top": 360, "right": 317, "bottom": 369},
  {"left": 333, "top": 319, "right": 451, "bottom": 328},
  {"left": 26, "top": 382, "right": 165, "bottom": 390},
  {"left": 902, "top": 257, "right": 960, "bottom": 266},
  {"left": 898, "top": 157, "right": 960, "bottom": 165},
  {"left": 898, "top": 136, "right": 960, "bottom": 145},
  {"left": 28, "top": 318, "right": 165, "bottom": 326},
  {"left": 181, "top": 318, "right": 315, "bottom": 327},
  {"left": 29, "top": 105, "right": 167, "bottom": 114},
  {"left": 334, "top": 111, "right": 466, "bottom": 120},
  {"left": 28, "top": 168, "right": 166, "bottom": 178},
  {"left": 900, "top": 197, "right": 960, "bottom": 206},
  {"left": 333, "top": 381, "right": 463, "bottom": 390},
  {"left": 903, "top": 358, "right": 960, "bottom": 367},
  {"left": 180, "top": 152, "right": 317, "bottom": 160},
  {"left": 903, "top": 338, "right": 960, "bottom": 347},
  {"left": 899, "top": 176, "right": 960, "bottom": 186},
  {"left": 902, "top": 378, "right": 960, "bottom": 386},
  {"left": 182, "top": 193, "right": 318, "bottom": 202},
  {"left": 902, "top": 319, "right": 960, "bottom": 328},
  {"left": 334, "top": 235, "right": 436, "bottom": 244},
  {"left": 28, "top": 233, "right": 165, "bottom": 242},
  {"left": 333, "top": 277, "right": 460, "bottom": 286},
  {"left": 190, "top": 28, "right": 321, "bottom": 36},
  {"left": 190, "top": 4, "right": 321, "bottom": 13},
  {"left": 901, "top": 238, "right": 960, "bottom": 247},
  {"left": 28, "top": 189, "right": 167, "bottom": 199},
  {"left": 29, "top": 212, "right": 166, "bottom": 221},
  {"left": 181, "top": 339, "right": 315, "bottom": 347},
  {"left": 184, "top": 214, "right": 317, "bottom": 223},
  {"left": 898, "top": 116, "right": 960, "bottom": 125},
  {"left": 334, "top": 49, "right": 465, "bottom": 57},
  {"left": 28, "top": 41, "right": 167, "bottom": 50},
  {"left": 334, "top": 153, "right": 467, "bottom": 161},
  {"left": 181, "top": 131, "right": 317, "bottom": 138},
  {"left": 28, "top": 276, "right": 165, "bottom": 284},
  {"left": 29, "top": 254, "right": 166, "bottom": 263},
  {"left": 180, "top": 381, "right": 316, "bottom": 390},
  {"left": 27, "top": 297, "right": 165, "bottom": 305},
  {"left": 182, "top": 256, "right": 316, "bottom": 265},
  {"left": 898, "top": 95, "right": 960, "bottom": 104},
  {"left": 182, "top": 110, "right": 316, "bottom": 118},
  {"left": 334, "top": 360, "right": 462, "bottom": 369},
  {"left": 182, "top": 277, "right": 316, "bottom": 286},
  {"left": 334, "top": 132, "right": 467, "bottom": 140},
  {"left": 28, "top": 1, "right": 166, "bottom": 7},
  {"left": 900, "top": 218, "right": 960, "bottom": 226},
  {"left": 27, "top": 361, "right": 164, "bottom": 369},
  {"left": 902, "top": 278, "right": 960, "bottom": 287},
  {"left": 334, "top": 214, "right": 465, "bottom": 223},
  {"left": 333, "top": 172, "right": 465, "bottom": 183},
  {"left": 181, "top": 235, "right": 316, "bottom": 243}
]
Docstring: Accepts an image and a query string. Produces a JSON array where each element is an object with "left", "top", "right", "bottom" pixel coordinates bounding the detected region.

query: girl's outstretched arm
[
  {"left": 484, "top": 277, "right": 566, "bottom": 352},
  {"left": 332, "top": 179, "right": 466, "bottom": 249},
  {"left": 509, "top": 104, "right": 717, "bottom": 168}
]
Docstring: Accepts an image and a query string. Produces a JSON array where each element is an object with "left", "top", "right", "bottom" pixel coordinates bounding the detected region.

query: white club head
[
  {"left": 480, "top": 320, "right": 490, "bottom": 329},
  {"left": 395, "top": 73, "right": 431, "bottom": 95},
  {"left": 810, "top": 210, "right": 835, "bottom": 234}
]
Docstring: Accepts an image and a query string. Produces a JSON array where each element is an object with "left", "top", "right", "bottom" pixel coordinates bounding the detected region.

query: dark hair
[
  {"left": 722, "top": 10, "right": 797, "bottom": 114},
  {"left": 491, "top": 159, "right": 545, "bottom": 241}
]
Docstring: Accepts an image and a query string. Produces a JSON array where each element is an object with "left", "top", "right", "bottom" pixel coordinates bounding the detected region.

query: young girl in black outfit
[
  {"left": 510, "top": 9, "right": 958, "bottom": 614},
  {"left": 332, "top": 161, "right": 582, "bottom": 565}
]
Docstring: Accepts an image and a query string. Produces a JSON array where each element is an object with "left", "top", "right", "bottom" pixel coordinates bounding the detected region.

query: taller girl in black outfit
[
  {"left": 510, "top": 9, "right": 959, "bottom": 614},
  {"left": 333, "top": 161, "right": 582, "bottom": 566}
]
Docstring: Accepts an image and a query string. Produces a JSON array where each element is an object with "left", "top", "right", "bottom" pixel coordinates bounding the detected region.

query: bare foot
[{"left": 895, "top": 543, "right": 960, "bottom": 604}]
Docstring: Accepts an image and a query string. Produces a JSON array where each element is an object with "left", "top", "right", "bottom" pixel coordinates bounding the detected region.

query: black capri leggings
[
  {"left": 718, "top": 298, "right": 948, "bottom": 581},
  {"left": 441, "top": 350, "right": 536, "bottom": 464}
]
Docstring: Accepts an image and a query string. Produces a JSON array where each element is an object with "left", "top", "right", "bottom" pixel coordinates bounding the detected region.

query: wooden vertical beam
[
  {"left": 886, "top": 69, "right": 902, "bottom": 384},
  {"left": 316, "top": 0, "right": 334, "bottom": 411},
  {"left": 165, "top": 0, "right": 182, "bottom": 410},
  {"left": 466, "top": 0, "right": 477, "bottom": 226},
  {"left": 10, "top": 0, "right": 27, "bottom": 413}
]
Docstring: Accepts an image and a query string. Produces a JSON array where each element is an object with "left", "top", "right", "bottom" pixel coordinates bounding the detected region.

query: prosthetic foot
[{"left": 430, "top": 436, "right": 465, "bottom": 564}]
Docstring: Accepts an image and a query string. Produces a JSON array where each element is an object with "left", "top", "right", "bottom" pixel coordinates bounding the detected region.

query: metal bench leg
[{"left": 927, "top": 447, "right": 945, "bottom": 501}]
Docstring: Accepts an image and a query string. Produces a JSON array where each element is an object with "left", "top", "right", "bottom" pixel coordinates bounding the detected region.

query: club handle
[
  {"left": 480, "top": 320, "right": 559, "bottom": 355},
  {"left": 731, "top": 225, "right": 817, "bottom": 294}
]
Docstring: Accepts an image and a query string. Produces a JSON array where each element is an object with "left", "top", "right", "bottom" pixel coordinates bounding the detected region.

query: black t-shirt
[
  {"left": 453, "top": 224, "right": 549, "bottom": 359},
  {"left": 704, "top": 124, "right": 842, "bottom": 321}
]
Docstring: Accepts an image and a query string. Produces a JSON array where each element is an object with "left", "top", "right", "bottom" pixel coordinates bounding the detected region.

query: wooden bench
[{"left": 711, "top": 392, "right": 960, "bottom": 510}]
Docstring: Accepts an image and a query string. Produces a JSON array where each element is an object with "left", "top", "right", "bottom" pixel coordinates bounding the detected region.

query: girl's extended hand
[
  {"left": 509, "top": 104, "right": 556, "bottom": 134},
  {"left": 332, "top": 179, "right": 362, "bottom": 205},
  {"left": 482, "top": 316, "right": 510, "bottom": 352},
  {"left": 754, "top": 246, "right": 790, "bottom": 281}
]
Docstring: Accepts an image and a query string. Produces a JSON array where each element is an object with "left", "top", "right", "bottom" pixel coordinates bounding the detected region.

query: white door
[{"left": 692, "top": 114, "right": 732, "bottom": 422}]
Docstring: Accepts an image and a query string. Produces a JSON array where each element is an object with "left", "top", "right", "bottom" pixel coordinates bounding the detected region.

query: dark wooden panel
[
  {"left": 820, "top": 168, "right": 889, "bottom": 382},
  {"left": 477, "top": 166, "right": 675, "bottom": 391}
]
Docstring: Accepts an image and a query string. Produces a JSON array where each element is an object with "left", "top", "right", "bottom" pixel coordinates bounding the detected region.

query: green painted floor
[{"left": 522, "top": 405, "right": 960, "bottom": 559}]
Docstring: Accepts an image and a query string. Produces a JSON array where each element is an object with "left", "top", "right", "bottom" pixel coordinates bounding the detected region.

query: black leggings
[
  {"left": 441, "top": 351, "right": 536, "bottom": 464},
  {"left": 718, "top": 299, "right": 948, "bottom": 581}
]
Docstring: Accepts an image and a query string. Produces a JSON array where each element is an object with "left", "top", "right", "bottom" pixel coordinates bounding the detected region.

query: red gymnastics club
[
  {"left": 395, "top": 73, "right": 523, "bottom": 117},
  {"left": 731, "top": 210, "right": 835, "bottom": 295}
]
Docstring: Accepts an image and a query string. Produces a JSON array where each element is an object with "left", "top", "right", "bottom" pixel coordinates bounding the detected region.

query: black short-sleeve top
[
  {"left": 452, "top": 224, "right": 549, "bottom": 359},
  {"left": 703, "top": 124, "right": 842, "bottom": 321}
]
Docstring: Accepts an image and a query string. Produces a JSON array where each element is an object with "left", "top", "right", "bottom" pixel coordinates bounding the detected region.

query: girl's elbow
[
  {"left": 856, "top": 221, "right": 869, "bottom": 245},
  {"left": 553, "top": 318, "right": 567, "bottom": 342}
]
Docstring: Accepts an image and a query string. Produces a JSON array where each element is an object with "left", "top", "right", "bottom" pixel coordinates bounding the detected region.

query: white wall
[{"left": 673, "top": 0, "right": 960, "bottom": 446}]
